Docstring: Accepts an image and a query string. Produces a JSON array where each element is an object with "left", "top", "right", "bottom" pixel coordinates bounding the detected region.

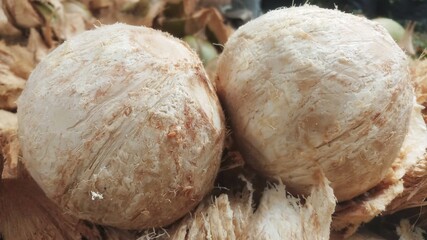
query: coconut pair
[{"left": 17, "top": 5, "right": 423, "bottom": 238}]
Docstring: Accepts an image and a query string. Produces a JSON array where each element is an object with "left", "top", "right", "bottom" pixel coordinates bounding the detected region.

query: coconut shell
[
  {"left": 216, "top": 5, "right": 414, "bottom": 202},
  {"left": 17, "top": 23, "right": 225, "bottom": 229}
]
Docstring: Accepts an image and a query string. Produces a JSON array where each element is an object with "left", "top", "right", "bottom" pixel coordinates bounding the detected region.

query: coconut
[
  {"left": 216, "top": 5, "right": 414, "bottom": 201},
  {"left": 17, "top": 23, "right": 225, "bottom": 229}
]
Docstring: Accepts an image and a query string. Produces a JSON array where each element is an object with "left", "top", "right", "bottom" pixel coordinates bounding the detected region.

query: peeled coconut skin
[
  {"left": 17, "top": 23, "right": 225, "bottom": 229},
  {"left": 217, "top": 6, "right": 414, "bottom": 201}
]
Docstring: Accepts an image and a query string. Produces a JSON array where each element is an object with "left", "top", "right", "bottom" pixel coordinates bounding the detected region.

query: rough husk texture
[
  {"left": 216, "top": 5, "right": 414, "bottom": 202},
  {"left": 0, "top": 64, "right": 25, "bottom": 111},
  {"left": 166, "top": 174, "right": 335, "bottom": 240},
  {"left": 0, "top": 176, "right": 136, "bottom": 240},
  {"left": 383, "top": 59, "right": 427, "bottom": 214},
  {"left": 0, "top": 110, "right": 19, "bottom": 179},
  {"left": 17, "top": 23, "right": 225, "bottom": 229},
  {"left": 396, "top": 219, "right": 426, "bottom": 240},
  {"left": 332, "top": 104, "right": 427, "bottom": 237}
]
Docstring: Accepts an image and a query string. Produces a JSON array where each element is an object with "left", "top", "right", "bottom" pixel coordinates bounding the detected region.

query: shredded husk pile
[{"left": 1, "top": 2, "right": 427, "bottom": 239}]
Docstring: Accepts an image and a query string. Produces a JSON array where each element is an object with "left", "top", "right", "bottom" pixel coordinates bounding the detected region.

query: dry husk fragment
[
  {"left": 332, "top": 103, "right": 427, "bottom": 238},
  {"left": 0, "top": 41, "right": 35, "bottom": 80},
  {"left": 27, "top": 28, "right": 52, "bottom": 62},
  {"left": 166, "top": 173, "right": 335, "bottom": 240},
  {"left": 0, "top": 65, "right": 25, "bottom": 111},
  {"left": 382, "top": 59, "right": 427, "bottom": 214},
  {"left": 2, "top": 0, "right": 43, "bottom": 29},
  {"left": 93, "top": 0, "right": 167, "bottom": 28},
  {"left": 0, "top": 110, "right": 19, "bottom": 179},
  {"left": 0, "top": 3, "right": 21, "bottom": 38},
  {"left": 396, "top": 219, "right": 426, "bottom": 240},
  {"left": 0, "top": 176, "right": 137, "bottom": 240}
]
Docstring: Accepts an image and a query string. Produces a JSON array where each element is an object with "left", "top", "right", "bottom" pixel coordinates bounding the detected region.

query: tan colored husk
[
  {"left": 167, "top": 173, "right": 335, "bottom": 240},
  {"left": 385, "top": 155, "right": 427, "bottom": 213},
  {"left": 0, "top": 110, "right": 19, "bottom": 179},
  {"left": 186, "top": 7, "right": 233, "bottom": 45},
  {"left": 381, "top": 58, "right": 427, "bottom": 214},
  {"left": 0, "top": 64, "right": 25, "bottom": 110},
  {"left": 0, "top": 176, "right": 136, "bottom": 240},
  {"left": 27, "top": 28, "right": 52, "bottom": 62},
  {"left": 38, "top": 0, "right": 94, "bottom": 43},
  {"left": 167, "top": 175, "right": 253, "bottom": 239},
  {"left": 0, "top": 3, "right": 21, "bottom": 38},
  {"left": 396, "top": 219, "right": 426, "bottom": 240},
  {"left": 332, "top": 103, "right": 427, "bottom": 238},
  {"left": 2, "top": 0, "right": 43, "bottom": 28},
  {"left": 0, "top": 41, "right": 36, "bottom": 80},
  {"left": 95, "top": 0, "right": 168, "bottom": 27}
]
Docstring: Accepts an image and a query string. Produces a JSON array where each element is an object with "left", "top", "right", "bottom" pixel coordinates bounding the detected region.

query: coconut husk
[
  {"left": 0, "top": 3, "right": 21, "bottom": 38},
  {"left": 0, "top": 110, "right": 19, "bottom": 179},
  {"left": 2, "top": 0, "right": 43, "bottom": 29},
  {"left": 0, "top": 65, "right": 25, "bottom": 111},
  {"left": 332, "top": 103, "right": 427, "bottom": 238},
  {"left": 36, "top": 0, "right": 95, "bottom": 45},
  {"left": 396, "top": 219, "right": 426, "bottom": 240},
  {"left": 156, "top": 5, "right": 233, "bottom": 42},
  {"left": 27, "top": 28, "right": 52, "bottom": 62},
  {"left": 0, "top": 40, "right": 35, "bottom": 80},
  {"left": 165, "top": 173, "right": 335, "bottom": 240},
  {"left": 94, "top": 0, "right": 168, "bottom": 28},
  {"left": 380, "top": 59, "right": 427, "bottom": 214},
  {"left": 385, "top": 156, "right": 427, "bottom": 214},
  {"left": 0, "top": 176, "right": 137, "bottom": 240}
]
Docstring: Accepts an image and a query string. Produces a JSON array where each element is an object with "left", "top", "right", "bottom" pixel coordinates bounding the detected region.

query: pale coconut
[
  {"left": 17, "top": 23, "right": 225, "bottom": 229},
  {"left": 216, "top": 5, "right": 414, "bottom": 201}
]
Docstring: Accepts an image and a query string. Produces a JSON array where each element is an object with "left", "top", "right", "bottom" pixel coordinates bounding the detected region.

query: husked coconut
[
  {"left": 216, "top": 5, "right": 414, "bottom": 201},
  {"left": 17, "top": 23, "right": 225, "bottom": 229}
]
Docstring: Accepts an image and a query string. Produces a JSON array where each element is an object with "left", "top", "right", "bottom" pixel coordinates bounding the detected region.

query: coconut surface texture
[
  {"left": 216, "top": 5, "right": 414, "bottom": 201},
  {"left": 17, "top": 23, "right": 225, "bottom": 229}
]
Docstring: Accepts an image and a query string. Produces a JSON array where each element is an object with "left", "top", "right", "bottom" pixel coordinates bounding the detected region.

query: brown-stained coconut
[
  {"left": 17, "top": 23, "right": 225, "bottom": 230},
  {"left": 216, "top": 5, "right": 414, "bottom": 202}
]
